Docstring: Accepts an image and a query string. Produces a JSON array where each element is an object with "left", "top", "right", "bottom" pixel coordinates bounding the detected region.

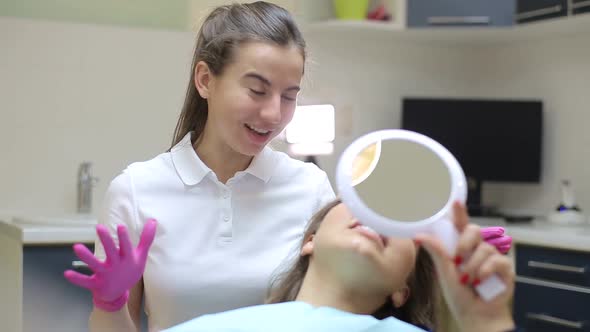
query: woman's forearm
[{"left": 89, "top": 306, "right": 138, "bottom": 332}]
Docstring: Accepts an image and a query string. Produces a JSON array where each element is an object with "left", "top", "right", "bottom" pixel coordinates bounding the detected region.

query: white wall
[
  {"left": 460, "top": 34, "right": 590, "bottom": 216},
  {"left": 300, "top": 28, "right": 478, "bottom": 190},
  {"left": 304, "top": 29, "right": 590, "bottom": 217},
  {"left": 1, "top": 16, "right": 589, "bottom": 219},
  {"left": 0, "top": 17, "right": 194, "bottom": 215},
  {"left": 0, "top": 17, "right": 475, "bottom": 216}
]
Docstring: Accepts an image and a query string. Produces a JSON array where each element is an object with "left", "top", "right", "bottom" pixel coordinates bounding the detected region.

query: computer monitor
[{"left": 401, "top": 97, "right": 543, "bottom": 216}]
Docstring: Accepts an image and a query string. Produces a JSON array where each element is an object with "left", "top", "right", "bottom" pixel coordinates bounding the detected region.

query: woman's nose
[{"left": 259, "top": 95, "right": 282, "bottom": 125}]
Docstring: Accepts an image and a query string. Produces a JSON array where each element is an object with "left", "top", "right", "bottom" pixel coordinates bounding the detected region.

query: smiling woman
[{"left": 62, "top": 2, "right": 337, "bottom": 332}]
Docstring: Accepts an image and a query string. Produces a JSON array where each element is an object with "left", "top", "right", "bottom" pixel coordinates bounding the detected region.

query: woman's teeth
[
  {"left": 359, "top": 225, "right": 377, "bottom": 235},
  {"left": 246, "top": 124, "right": 270, "bottom": 135},
  {"left": 353, "top": 224, "right": 387, "bottom": 247}
]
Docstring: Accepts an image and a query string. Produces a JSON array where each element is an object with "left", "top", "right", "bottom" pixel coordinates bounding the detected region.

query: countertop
[
  {"left": 0, "top": 213, "right": 96, "bottom": 245},
  {"left": 0, "top": 213, "right": 589, "bottom": 250},
  {"left": 472, "top": 217, "right": 590, "bottom": 252}
]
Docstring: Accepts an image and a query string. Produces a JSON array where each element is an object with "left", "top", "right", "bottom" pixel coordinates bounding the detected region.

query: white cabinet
[
  {"left": 295, "top": 0, "right": 406, "bottom": 29},
  {"left": 0, "top": 220, "right": 96, "bottom": 332}
]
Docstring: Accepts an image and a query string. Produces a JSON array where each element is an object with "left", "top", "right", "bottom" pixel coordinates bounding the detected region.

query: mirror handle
[
  {"left": 474, "top": 274, "right": 507, "bottom": 302},
  {"left": 433, "top": 218, "right": 507, "bottom": 302},
  {"left": 432, "top": 218, "right": 459, "bottom": 256}
]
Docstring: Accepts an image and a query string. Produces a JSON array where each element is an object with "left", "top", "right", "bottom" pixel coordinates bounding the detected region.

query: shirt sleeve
[
  {"left": 93, "top": 170, "right": 140, "bottom": 260},
  {"left": 314, "top": 171, "right": 336, "bottom": 214}
]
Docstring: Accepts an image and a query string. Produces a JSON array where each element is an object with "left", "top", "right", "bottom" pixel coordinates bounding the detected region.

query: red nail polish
[
  {"left": 472, "top": 278, "right": 481, "bottom": 287},
  {"left": 413, "top": 239, "right": 422, "bottom": 246},
  {"left": 454, "top": 255, "right": 463, "bottom": 266},
  {"left": 460, "top": 273, "right": 469, "bottom": 285}
]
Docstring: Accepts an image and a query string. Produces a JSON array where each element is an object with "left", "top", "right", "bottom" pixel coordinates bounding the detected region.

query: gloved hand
[
  {"left": 64, "top": 219, "right": 157, "bottom": 312},
  {"left": 481, "top": 226, "right": 512, "bottom": 254}
]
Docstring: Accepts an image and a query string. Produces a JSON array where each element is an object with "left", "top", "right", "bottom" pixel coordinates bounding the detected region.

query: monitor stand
[{"left": 466, "top": 177, "right": 502, "bottom": 217}]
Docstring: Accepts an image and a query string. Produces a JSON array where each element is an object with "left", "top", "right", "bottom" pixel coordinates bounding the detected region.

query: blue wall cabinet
[
  {"left": 573, "top": 0, "right": 590, "bottom": 15},
  {"left": 513, "top": 244, "right": 590, "bottom": 331},
  {"left": 407, "top": 0, "right": 515, "bottom": 27},
  {"left": 516, "top": 0, "right": 568, "bottom": 23}
]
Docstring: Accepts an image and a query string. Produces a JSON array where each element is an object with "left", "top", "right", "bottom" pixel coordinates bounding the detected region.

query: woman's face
[
  {"left": 203, "top": 41, "right": 303, "bottom": 156},
  {"left": 306, "top": 203, "right": 419, "bottom": 293}
]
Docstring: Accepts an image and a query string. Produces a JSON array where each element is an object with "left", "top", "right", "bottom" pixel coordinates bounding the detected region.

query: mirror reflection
[
  {"left": 351, "top": 142, "right": 381, "bottom": 186},
  {"left": 353, "top": 139, "right": 452, "bottom": 222}
]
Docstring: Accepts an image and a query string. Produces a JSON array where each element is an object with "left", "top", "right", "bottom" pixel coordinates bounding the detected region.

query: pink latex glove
[
  {"left": 481, "top": 226, "right": 512, "bottom": 254},
  {"left": 64, "top": 219, "right": 157, "bottom": 312}
]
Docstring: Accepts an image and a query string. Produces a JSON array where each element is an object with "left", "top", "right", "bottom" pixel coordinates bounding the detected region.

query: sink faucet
[{"left": 77, "top": 162, "right": 99, "bottom": 214}]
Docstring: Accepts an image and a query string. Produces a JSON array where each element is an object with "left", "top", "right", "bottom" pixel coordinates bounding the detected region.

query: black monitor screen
[{"left": 401, "top": 98, "right": 542, "bottom": 183}]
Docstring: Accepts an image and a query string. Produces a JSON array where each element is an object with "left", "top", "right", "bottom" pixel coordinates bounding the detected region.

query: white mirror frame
[
  {"left": 336, "top": 129, "right": 467, "bottom": 239},
  {"left": 336, "top": 129, "right": 506, "bottom": 302}
]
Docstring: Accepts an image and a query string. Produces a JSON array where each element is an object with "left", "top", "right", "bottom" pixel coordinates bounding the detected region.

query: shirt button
[
  {"left": 223, "top": 191, "right": 229, "bottom": 199},
  {"left": 223, "top": 215, "right": 230, "bottom": 222}
]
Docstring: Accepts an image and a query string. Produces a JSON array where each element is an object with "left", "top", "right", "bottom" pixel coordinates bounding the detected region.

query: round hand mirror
[{"left": 336, "top": 129, "right": 506, "bottom": 301}]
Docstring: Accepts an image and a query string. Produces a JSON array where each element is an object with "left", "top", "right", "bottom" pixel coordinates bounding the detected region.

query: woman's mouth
[
  {"left": 245, "top": 124, "right": 272, "bottom": 136},
  {"left": 350, "top": 221, "right": 388, "bottom": 249}
]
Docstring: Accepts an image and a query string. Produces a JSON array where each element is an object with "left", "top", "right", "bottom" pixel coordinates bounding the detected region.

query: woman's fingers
[
  {"left": 64, "top": 270, "right": 96, "bottom": 290},
  {"left": 452, "top": 201, "right": 469, "bottom": 232},
  {"left": 481, "top": 226, "right": 505, "bottom": 240},
  {"left": 97, "top": 224, "right": 119, "bottom": 262},
  {"left": 455, "top": 224, "right": 482, "bottom": 263},
  {"left": 486, "top": 235, "right": 513, "bottom": 247},
  {"left": 497, "top": 244, "right": 511, "bottom": 254},
  {"left": 117, "top": 224, "right": 133, "bottom": 259},
  {"left": 73, "top": 243, "right": 104, "bottom": 273},
  {"left": 137, "top": 219, "right": 158, "bottom": 261},
  {"left": 477, "top": 254, "right": 515, "bottom": 284},
  {"left": 460, "top": 242, "right": 497, "bottom": 283}
]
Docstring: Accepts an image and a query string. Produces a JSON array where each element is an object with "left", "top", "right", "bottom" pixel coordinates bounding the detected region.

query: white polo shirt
[{"left": 94, "top": 132, "right": 335, "bottom": 331}]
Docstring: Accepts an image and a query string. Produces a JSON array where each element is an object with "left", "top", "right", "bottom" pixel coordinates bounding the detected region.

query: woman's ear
[
  {"left": 300, "top": 234, "right": 315, "bottom": 257},
  {"left": 391, "top": 286, "right": 410, "bottom": 308},
  {"left": 194, "top": 61, "right": 212, "bottom": 99}
]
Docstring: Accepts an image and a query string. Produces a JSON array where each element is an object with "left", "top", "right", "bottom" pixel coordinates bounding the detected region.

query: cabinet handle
[
  {"left": 526, "top": 313, "right": 584, "bottom": 329},
  {"left": 517, "top": 5, "right": 563, "bottom": 21},
  {"left": 573, "top": 0, "right": 590, "bottom": 9},
  {"left": 528, "top": 260, "right": 587, "bottom": 274},
  {"left": 72, "top": 260, "right": 88, "bottom": 269},
  {"left": 516, "top": 276, "right": 590, "bottom": 294},
  {"left": 427, "top": 16, "right": 491, "bottom": 26}
]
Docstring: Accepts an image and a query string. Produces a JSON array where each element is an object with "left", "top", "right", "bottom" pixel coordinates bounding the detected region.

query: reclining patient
[{"left": 164, "top": 199, "right": 515, "bottom": 332}]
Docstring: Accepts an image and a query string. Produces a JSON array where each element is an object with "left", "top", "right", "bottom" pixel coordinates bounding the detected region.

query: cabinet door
[
  {"left": 516, "top": 244, "right": 590, "bottom": 288},
  {"left": 516, "top": 0, "right": 568, "bottom": 23},
  {"left": 514, "top": 279, "right": 590, "bottom": 331},
  {"left": 407, "top": 0, "right": 515, "bottom": 27},
  {"left": 23, "top": 245, "right": 94, "bottom": 332},
  {"left": 573, "top": 0, "right": 590, "bottom": 15}
]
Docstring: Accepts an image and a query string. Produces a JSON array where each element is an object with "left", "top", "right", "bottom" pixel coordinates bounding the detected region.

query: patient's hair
[{"left": 266, "top": 199, "right": 438, "bottom": 330}]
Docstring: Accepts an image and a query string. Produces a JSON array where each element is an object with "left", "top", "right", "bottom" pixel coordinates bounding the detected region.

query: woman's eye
[
  {"left": 282, "top": 95, "right": 296, "bottom": 102},
  {"left": 249, "top": 89, "right": 265, "bottom": 96}
]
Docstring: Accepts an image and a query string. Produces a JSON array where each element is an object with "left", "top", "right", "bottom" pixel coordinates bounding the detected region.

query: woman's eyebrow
[
  {"left": 244, "top": 72, "right": 300, "bottom": 91},
  {"left": 244, "top": 72, "right": 271, "bottom": 86}
]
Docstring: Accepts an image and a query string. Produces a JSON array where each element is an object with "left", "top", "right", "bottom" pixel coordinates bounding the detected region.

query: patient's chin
[{"left": 330, "top": 250, "right": 391, "bottom": 292}]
